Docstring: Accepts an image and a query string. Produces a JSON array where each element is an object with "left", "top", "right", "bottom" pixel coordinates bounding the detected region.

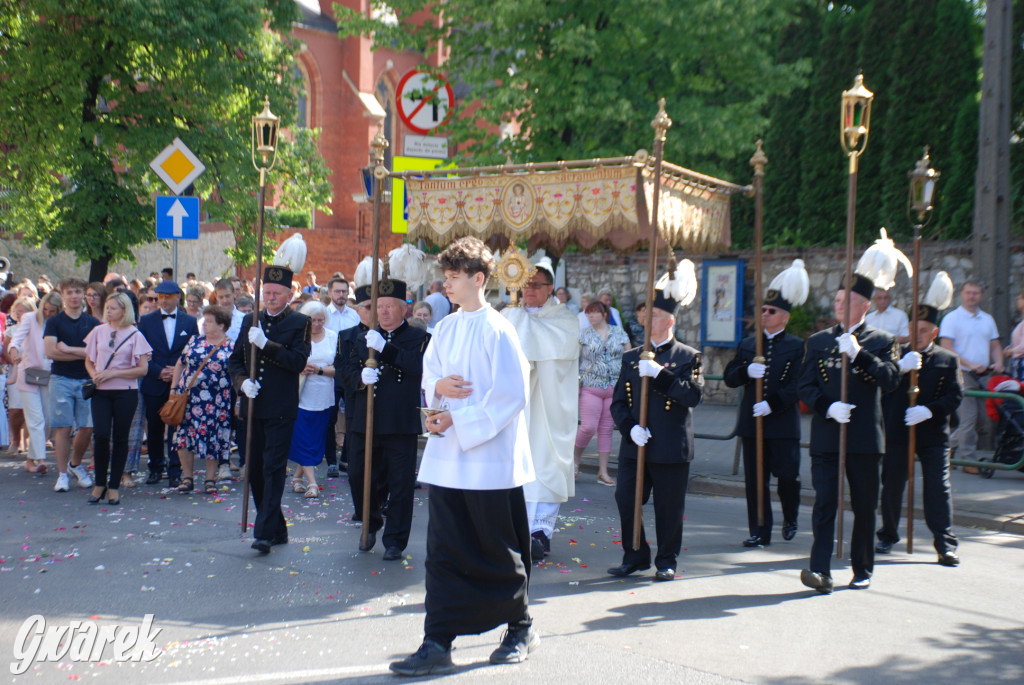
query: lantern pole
[{"left": 750, "top": 141, "right": 768, "bottom": 528}]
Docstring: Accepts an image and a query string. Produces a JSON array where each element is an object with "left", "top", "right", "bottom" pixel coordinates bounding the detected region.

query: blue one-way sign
[{"left": 155, "top": 196, "right": 200, "bottom": 240}]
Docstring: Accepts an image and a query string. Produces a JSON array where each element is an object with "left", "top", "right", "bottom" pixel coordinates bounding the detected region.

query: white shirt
[
  {"left": 299, "top": 329, "right": 338, "bottom": 411},
  {"left": 326, "top": 302, "right": 359, "bottom": 333},
  {"left": 161, "top": 309, "right": 177, "bottom": 347},
  {"left": 424, "top": 291, "right": 451, "bottom": 326},
  {"left": 418, "top": 306, "right": 533, "bottom": 490},
  {"left": 866, "top": 307, "right": 909, "bottom": 338},
  {"left": 940, "top": 306, "right": 1000, "bottom": 368},
  {"left": 198, "top": 307, "right": 245, "bottom": 343}
]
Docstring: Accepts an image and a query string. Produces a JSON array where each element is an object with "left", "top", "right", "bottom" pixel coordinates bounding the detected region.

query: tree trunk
[{"left": 89, "top": 255, "right": 111, "bottom": 284}]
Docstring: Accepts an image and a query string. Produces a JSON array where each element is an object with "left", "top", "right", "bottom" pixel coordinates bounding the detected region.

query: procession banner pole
[
  {"left": 361, "top": 125, "right": 389, "bottom": 551},
  {"left": 750, "top": 141, "right": 767, "bottom": 528},
  {"left": 633, "top": 99, "right": 671, "bottom": 550}
]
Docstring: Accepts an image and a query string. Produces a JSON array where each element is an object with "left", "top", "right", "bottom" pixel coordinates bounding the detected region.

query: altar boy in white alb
[{"left": 390, "top": 237, "right": 538, "bottom": 677}]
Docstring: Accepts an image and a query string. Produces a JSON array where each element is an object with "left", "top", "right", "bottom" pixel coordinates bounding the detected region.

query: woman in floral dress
[{"left": 171, "top": 305, "right": 234, "bottom": 494}]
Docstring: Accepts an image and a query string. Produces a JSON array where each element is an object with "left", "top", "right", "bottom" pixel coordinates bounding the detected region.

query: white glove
[
  {"left": 361, "top": 367, "right": 380, "bottom": 385},
  {"left": 629, "top": 425, "right": 652, "bottom": 446},
  {"left": 365, "top": 329, "right": 386, "bottom": 353},
  {"left": 826, "top": 401, "right": 855, "bottom": 424},
  {"left": 639, "top": 359, "right": 663, "bottom": 378},
  {"left": 836, "top": 333, "right": 861, "bottom": 359},
  {"left": 240, "top": 379, "right": 261, "bottom": 398},
  {"left": 898, "top": 351, "right": 922, "bottom": 373},
  {"left": 752, "top": 400, "right": 772, "bottom": 417},
  {"left": 747, "top": 362, "right": 766, "bottom": 379},
  {"left": 248, "top": 325, "right": 268, "bottom": 349},
  {"left": 904, "top": 405, "right": 933, "bottom": 426}
]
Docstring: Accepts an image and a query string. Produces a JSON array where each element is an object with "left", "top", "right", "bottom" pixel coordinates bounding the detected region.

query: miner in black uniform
[
  {"left": 876, "top": 273, "right": 963, "bottom": 566},
  {"left": 798, "top": 272, "right": 900, "bottom": 593},
  {"left": 724, "top": 259, "right": 809, "bottom": 547},
  {"left": 228, "top": 264, "right": 311, "bottom": 555},
  {"left": 343, "top": 278, "right": 430, "bottom": 561},
  {"left": 608, "top": 270, "right": 703, "bottom": 581}
]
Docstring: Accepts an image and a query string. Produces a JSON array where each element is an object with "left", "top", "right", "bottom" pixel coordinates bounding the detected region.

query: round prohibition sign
[{"left": 396, "top": 70, "right": 454, "bottom": 135}]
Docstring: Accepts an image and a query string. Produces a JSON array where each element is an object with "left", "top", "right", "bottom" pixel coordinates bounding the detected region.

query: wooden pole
[
  {"left": 906, "top": 223, "right": 922, "bottom": 554},
  {"left": 632, "top": 99, "right": 671, "bottom": 550},
  {"left": 750, "top": 141, "right": 767, "bottom": 529},
  {"left": 837, "top": 151, "right": 859, "bottom": 559},
  {"left": 361, "top": 126, "right": 389, "bottom": 552},
  {"left": 241, "top": 168, "right": 267, "bottom": 536}
]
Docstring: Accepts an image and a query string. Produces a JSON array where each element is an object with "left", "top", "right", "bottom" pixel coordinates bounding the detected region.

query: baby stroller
[{"left": 979, "top": 375, "right": 1024, "bottom": 478}]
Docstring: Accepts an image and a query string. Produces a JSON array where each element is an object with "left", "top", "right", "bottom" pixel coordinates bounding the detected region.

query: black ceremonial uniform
[
  {"left": 334, "top": 322, "right": 369, "bottom": 469},
  {"left": 798, "top": 323, "right": 899, "bottom": 580},
  {"left": 342, "top": 320, "right": 430, "bottom": 552},
  {"left": 878, "top": 343, "right": 962, "bottom": 554},
  {"left": 609, "top": 339, "right": 703, "bottom": 572},
  {"left": 723, "top": 330, "right": 804, "bottom": 544},
  {"left": 228, "top": 307, "right": 311, "bottom": 544}
]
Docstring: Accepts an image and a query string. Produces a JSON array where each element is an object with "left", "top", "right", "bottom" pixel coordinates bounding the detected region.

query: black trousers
[
  {"left": 348, "top": 433, "right": 417, "bottom": 549},
  {"left": 614, "top": 457, "right": 690, "bottom": 571},
  {"left": 878, "top": 442, "right": 957, "bottom": 553},
  {"left": 809, "top": 451, "right": 880, "bottom": 578},
  {"left": 247, "top": 417, "right": 295, "bottom": 542},
  {"left": 323, "top": 404, "right": 338, "bottom": 468},
  {"left": 143, "top": 390, "right": 180, "bottom": 479},
  {"left": 91, "top": 389, "right": 139, "bottom": 490},
  {"left": 424, "top": 485, "right": 531, "bottom": 647},
  {"left": 742, "top": 437, "right": 800, "bottom": 541}
]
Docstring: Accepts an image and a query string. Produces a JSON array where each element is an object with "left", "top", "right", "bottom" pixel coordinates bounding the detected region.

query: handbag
[
  {"left": 159, "top": 340, "right": 226, "bottom": 426},
  {"left": 24, "top": 367, "right": 50, "bottom": 387},
  {"left": 82, "top": 329, "right": 137, "bottom": 400}
]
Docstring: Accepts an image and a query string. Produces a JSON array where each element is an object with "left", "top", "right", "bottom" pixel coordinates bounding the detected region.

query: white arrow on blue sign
[{"left": 155, "top": 196, "right": 200, "bottom": 240}]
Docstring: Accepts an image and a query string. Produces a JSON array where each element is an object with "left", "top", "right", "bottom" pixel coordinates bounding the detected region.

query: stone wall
[{"left": 563, "top": 238, "right": 1024, "bottom": 404}]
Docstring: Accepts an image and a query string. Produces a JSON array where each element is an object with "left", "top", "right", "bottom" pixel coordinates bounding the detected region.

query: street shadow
[
  {"left": 781, "top": 623, "right": 1024, "bottom": 684},
  {"left": 580, "top": 590, "right": 807, "bottom": 631}
]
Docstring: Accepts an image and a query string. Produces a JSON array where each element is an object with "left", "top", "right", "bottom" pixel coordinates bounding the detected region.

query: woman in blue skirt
[{"left": 289, "top": 301, "right": 338, "bottom": 498}]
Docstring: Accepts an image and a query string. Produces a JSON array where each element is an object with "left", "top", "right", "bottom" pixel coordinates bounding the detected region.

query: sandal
[
  {"left": 205, "top": 478, "right": 219, "bottom": 495},
  {"left": 304, "top": 483, "right": 320, "bottom": 499},
  {"left": 292, "top": 479, "right": 307, "bottom": 493},
  {"left": 177, "top": 477, "right": 194, "bottom": 493},
  {"left": 597, "top": 474, "right": 616, "bottom": 486}
]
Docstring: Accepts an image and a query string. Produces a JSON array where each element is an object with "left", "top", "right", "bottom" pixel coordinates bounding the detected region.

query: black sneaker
[
  {"left": 326, "top": 465, "right": 341, "bottom": 479},
  {"left": 390, "top": 640, "right": 454, "bottom": 676},
  {"left": 489, "top": 625, "right": 539, "bottom": 664}
]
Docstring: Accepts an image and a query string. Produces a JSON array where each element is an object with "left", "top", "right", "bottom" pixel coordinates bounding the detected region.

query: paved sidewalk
[{"left": 578, "top": 399, "right": 1024, "bottom": 535}]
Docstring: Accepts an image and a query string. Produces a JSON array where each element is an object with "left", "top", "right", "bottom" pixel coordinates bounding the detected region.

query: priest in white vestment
[{"left": 502, "top": 257, "right": 580, "bottom": 559}]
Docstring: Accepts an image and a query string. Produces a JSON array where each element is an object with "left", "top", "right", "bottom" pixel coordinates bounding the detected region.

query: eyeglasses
[{"left": 761, "top": 307, "right": 780, "bottom": 315}]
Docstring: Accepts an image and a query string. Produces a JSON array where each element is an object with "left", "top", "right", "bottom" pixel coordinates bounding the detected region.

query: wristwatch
[{"left": 317, "top": 366, "right": 324, "bottom": 376}]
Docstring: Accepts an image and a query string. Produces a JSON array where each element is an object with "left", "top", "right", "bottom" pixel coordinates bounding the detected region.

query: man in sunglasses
[{"left": 724, "top": 260, "right": 809, "bottom": 549}]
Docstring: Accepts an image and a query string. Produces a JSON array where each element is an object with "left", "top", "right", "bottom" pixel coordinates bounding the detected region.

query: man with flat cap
[
  {"left": 139, "top": 279, "right": 198, "bottom": 488},
  {"left": 229, "top": 263, "right": 311, "bottom": 554},
  {"left": 608, "top": 264, "right": 702, "bottom": 581},
  {"left": 343, "top": 277, "right": 430, "bottom": 560},
  {"left": 724, "top": 259, "right": 809, "bottom": 548},
  {"left": 798, "top": 247, "right": 902, "bottom": 593}
]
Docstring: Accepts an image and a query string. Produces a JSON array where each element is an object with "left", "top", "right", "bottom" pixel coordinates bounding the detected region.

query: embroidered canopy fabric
[{"left": 403, "top": 161, "right": 736, "bottom": 254}]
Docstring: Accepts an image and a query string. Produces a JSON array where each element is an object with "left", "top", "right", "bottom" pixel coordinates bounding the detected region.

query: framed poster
[{"left": 701, "top": 259, "right": 744, "bottom": 347}]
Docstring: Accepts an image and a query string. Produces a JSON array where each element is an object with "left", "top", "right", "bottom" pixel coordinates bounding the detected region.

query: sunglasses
[
  {"left": 108, "top": 329, "right": 118, "bottom": 348},
  {"left": 146, "top": 297, "right": 157, "bottom": 302},
  {"left": 761, "top": 307, "right": 780, "bottom": 315}
]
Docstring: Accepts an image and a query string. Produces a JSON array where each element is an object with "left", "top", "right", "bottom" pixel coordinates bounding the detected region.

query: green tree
[
  {"left": 0, "top": 0, "right": 332, "bottom": 281},
  {"left": 337, "top": 0, "right": 809, "bottom": 178},
  {"left": 1011, "top": 0, "right": 1024, "bottom": 232}
]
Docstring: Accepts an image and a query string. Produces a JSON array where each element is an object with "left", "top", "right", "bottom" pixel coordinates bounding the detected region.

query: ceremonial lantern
[{"left": 908, "top": 147, "right": 940, "bottom": 226}]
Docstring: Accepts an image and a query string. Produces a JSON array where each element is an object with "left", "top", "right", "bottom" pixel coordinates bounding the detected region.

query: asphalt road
[{"left": 1, "top": 453, "right": 1022, "bottom": 685}]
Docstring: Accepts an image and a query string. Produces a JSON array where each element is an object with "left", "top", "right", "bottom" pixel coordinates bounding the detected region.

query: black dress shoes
[
  {"left": 743, "top": 536, "right": 769, "bottom": 548},
  {"left": 270, "top": 535, "right": 288, "bottom": 546},
  {"left": 383, "top": 546, "right": 403, "bottom": 561},
  {"left": 875, "top": 539, "right": 894, "bottom": 554},
  {"left": 654, "top": 568, "right": 676, "bottom": 581},
  {"left": 782, "top": 521, "right": 798, "bottom": 541},
  {"left": 251, "top": 538, "right": 272, "bottom": 555},
  {"left": 800, "top": 569, "right": 834, "bottom": 595},
  {"left": 358, "top": 531, "right": 376, "bottom": 552},
  {"left": 849, "top": 575, "right": 871, "bottom": 590},
  {"left": 938, "top": 550, "right": 960, "bottom": 567},
  {"left": 145, "top": 472, "right": 161, "bottom": 485},
  {"left": 167, "top": 476, "right": 181, "bottom": 489},
  {"left": 607, "top": 562, "right": 651, "bottom": 577}
]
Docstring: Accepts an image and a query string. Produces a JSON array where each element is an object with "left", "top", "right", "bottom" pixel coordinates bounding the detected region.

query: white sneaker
[
  {"left": 70, "top": 464, "right": 94, "bottom": 488},
  {"left": 54, "top": 473, "right": 70, "bottom": 492},
  {"left": 217, "top": 464, "right": 233, "bottom": 482}
]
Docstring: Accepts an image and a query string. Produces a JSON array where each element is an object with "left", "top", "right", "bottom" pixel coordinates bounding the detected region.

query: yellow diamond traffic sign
[{"left": 149, "top": 138, "right": 206, "bottom": 195}]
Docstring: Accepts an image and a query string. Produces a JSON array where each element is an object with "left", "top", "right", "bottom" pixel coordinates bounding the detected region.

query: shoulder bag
[
  {"left": 159, "top": 340, "right": 226, "bottom": 426},
  {"left": 82, "top": 330, "right": 137, "bottom": 400}
]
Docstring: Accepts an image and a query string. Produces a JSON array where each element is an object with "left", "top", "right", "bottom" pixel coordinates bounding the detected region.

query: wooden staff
[
  {"left": 906, "top": 225, "right": 922, "bottom": 554},
  {"left": 837, "top": 150, "right": 859, "bottom": 559},
  {"left": 633, "top": 99, "right": 671, "bottom": 550},
  {"left": 361, "top": 126, "right": 389, "bottom": 551},
  {"left": 750, "top": 141, "right": 767, "bottom": 528}
]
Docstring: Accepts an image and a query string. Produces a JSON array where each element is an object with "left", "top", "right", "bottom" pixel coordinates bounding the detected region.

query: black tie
[{"left": 162, "top": 313, "right": 176, "bottom": 320}]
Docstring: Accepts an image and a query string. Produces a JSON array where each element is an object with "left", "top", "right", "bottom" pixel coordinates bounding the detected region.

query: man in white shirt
[
  {"left": 939, "top": 280, "right": 1003, "bottom": 465},
  {"left": 866, "top": 289, "right": 910, "bottom": 343},
  {"left": 423, "top": 280, "right": 451, "bottom": 326},
  {"left": 325, "top": 277, "right": 360, "bottom": 334}
]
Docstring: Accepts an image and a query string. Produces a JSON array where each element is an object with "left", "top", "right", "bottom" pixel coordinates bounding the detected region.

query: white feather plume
[
  {"left": 273, "top": 233, "right": 307, "bottom": 274},
  {"left": 767, "top": 259, "right": 810, "bottom": 307},
  {"left": 921, "top": 271, "right": 954, "bottom": 311},
  {"left": 655, "top": 259, "right": 698, "bottom": 308},
  {"left": 855, "top": 228, "right": 912, "bottom": 290},
  {"left": 388, "top": 244, "right": 434, "bottom": 290},
  {"left": 354, "top": 256, "right": 384, "bottom": 288}
]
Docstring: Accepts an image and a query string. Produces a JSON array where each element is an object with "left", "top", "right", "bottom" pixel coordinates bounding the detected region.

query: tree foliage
[{"left": 0, "top": 0, "right": 332, "bottom": 280}]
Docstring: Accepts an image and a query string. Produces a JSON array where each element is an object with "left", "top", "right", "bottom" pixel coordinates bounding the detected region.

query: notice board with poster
[{"left": 701, "top": 259, "right": 744, "bottom": 347}]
